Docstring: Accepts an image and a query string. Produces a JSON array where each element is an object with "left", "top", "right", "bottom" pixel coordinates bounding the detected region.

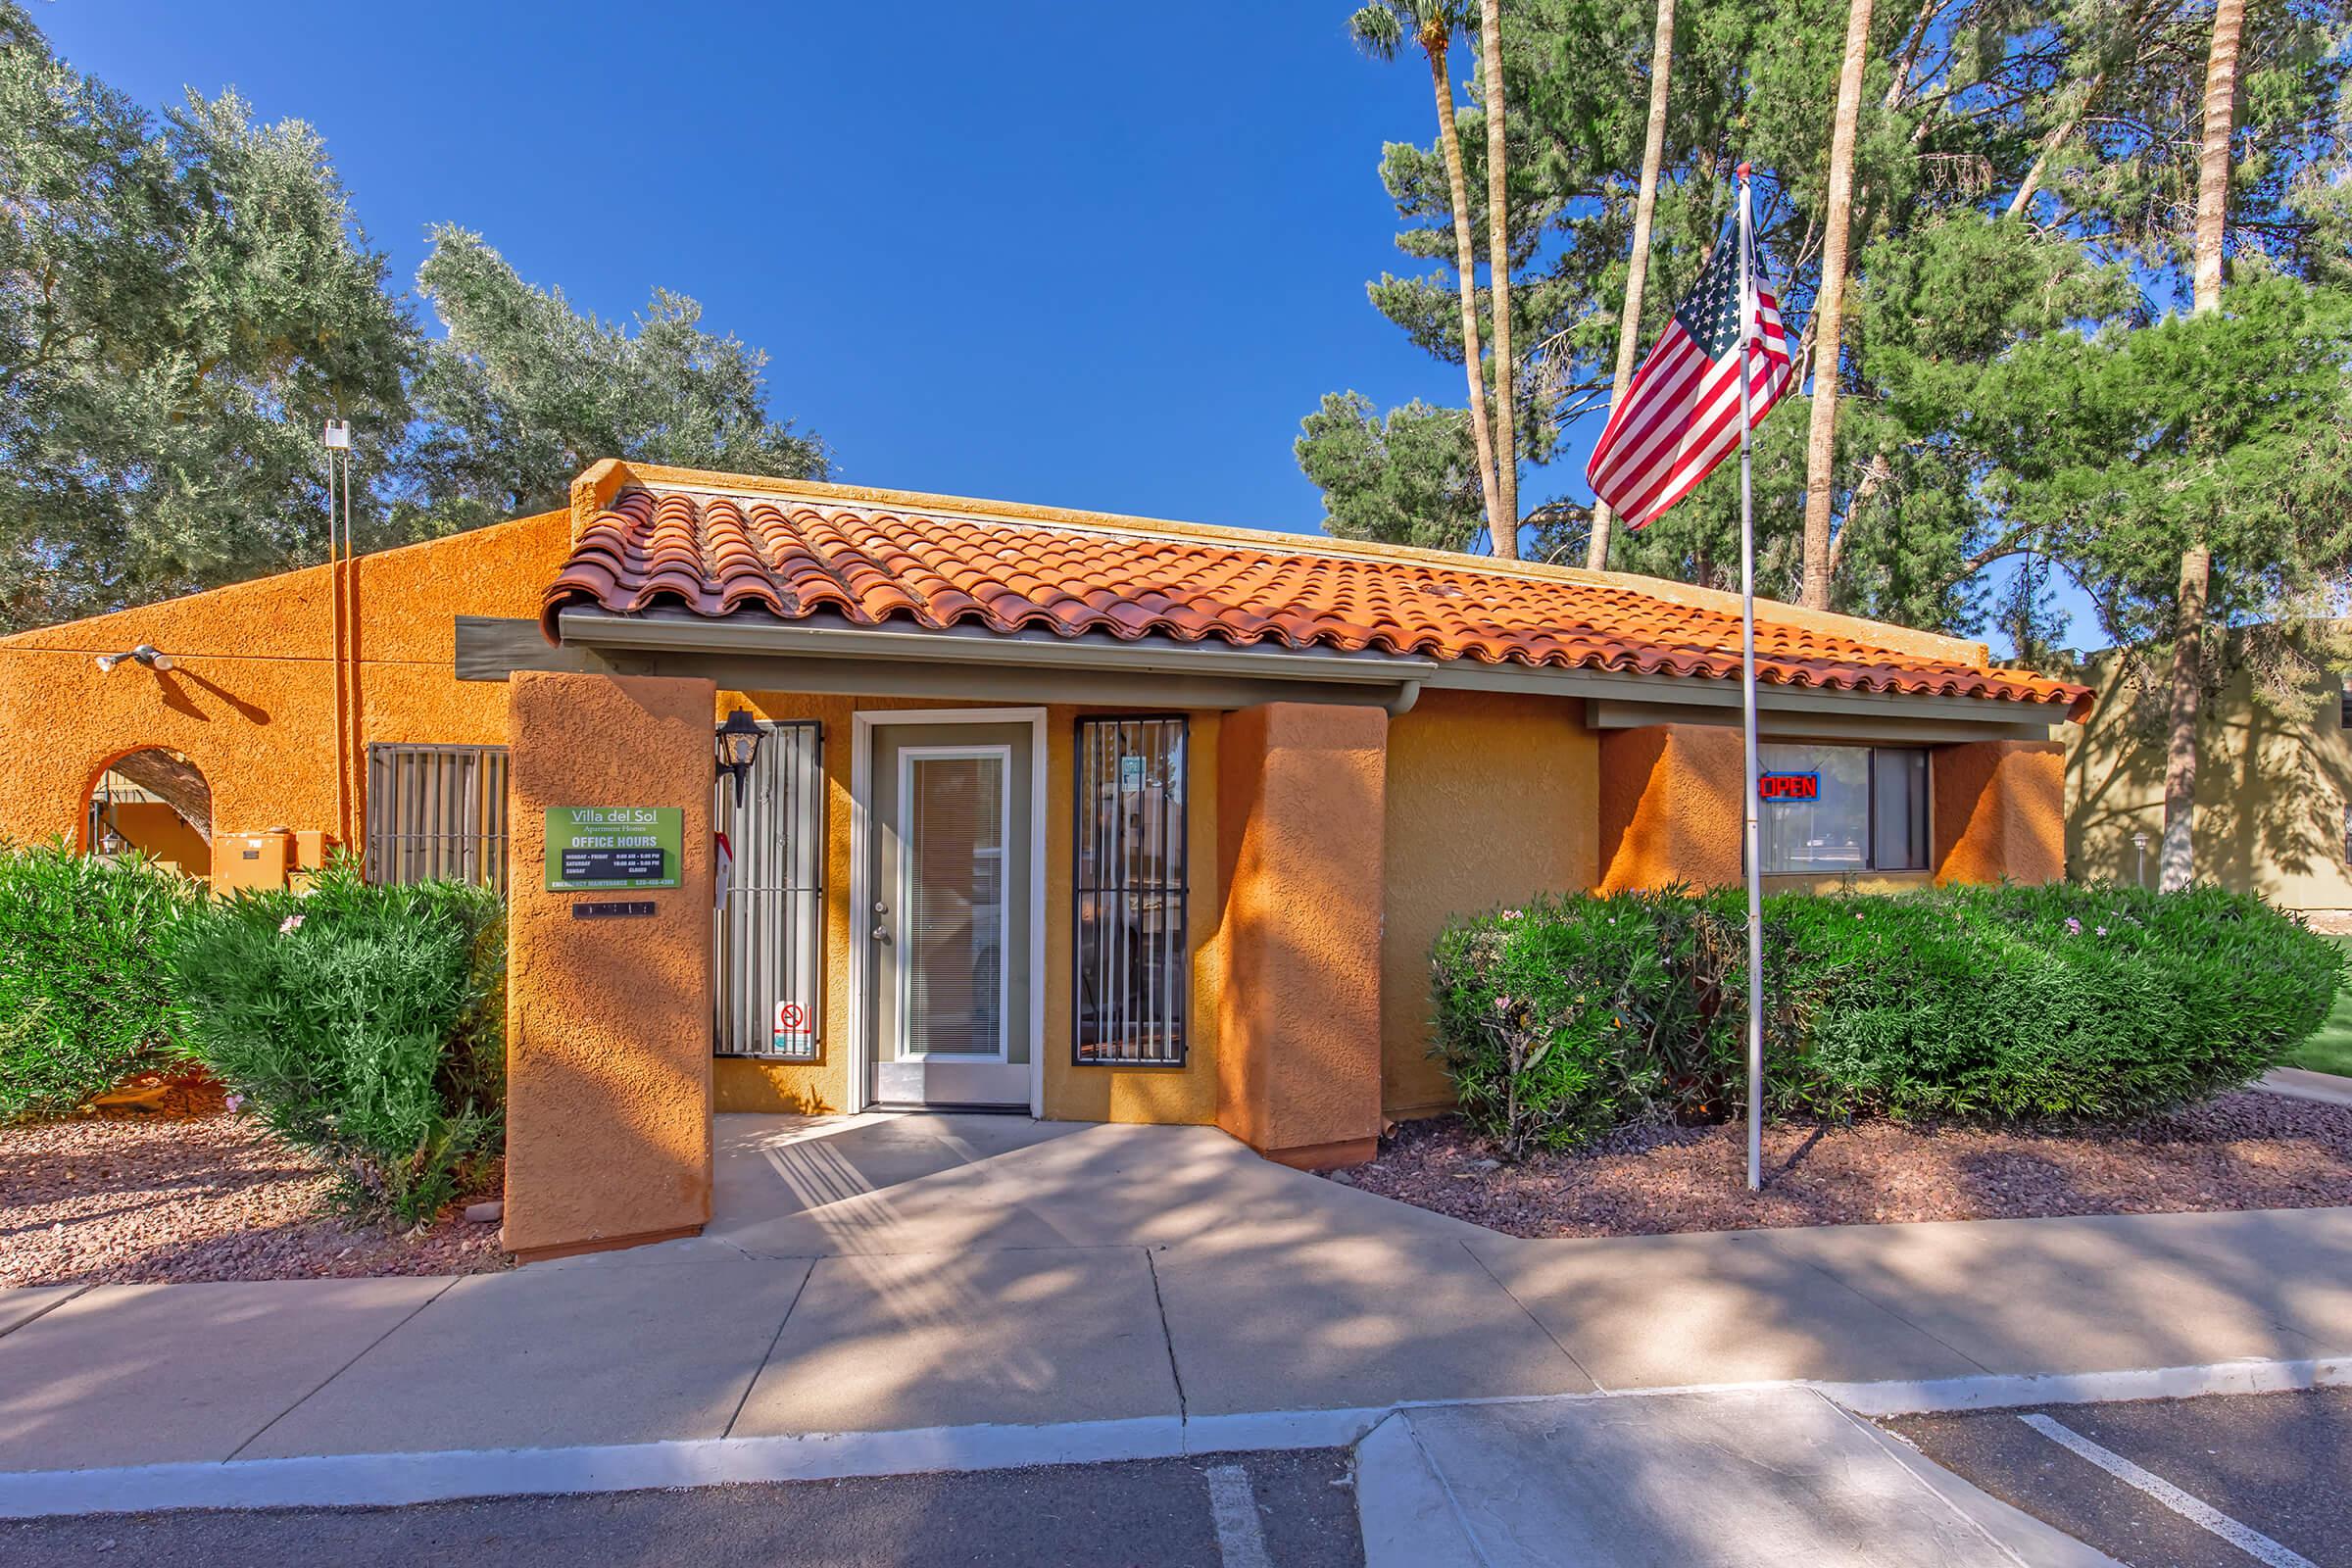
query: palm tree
[
  {"left": 1797, "top": 0, "right": 1878, "bottom": 612},
  {"left": 2191, "top": 0, "right": 2243, "bottom": 318},
  {"left": 1588, "top": 0, "right": 1677, "bottom": 571},
  {"left": 1350, "top": 0, "right": 1506, "bottom": 552},
  {"left": 1477, "top": 0, "right": 1519, "bottom": 555},
  {"left": 2161, "top": 0, "right": 2245, "bottom": 891}
]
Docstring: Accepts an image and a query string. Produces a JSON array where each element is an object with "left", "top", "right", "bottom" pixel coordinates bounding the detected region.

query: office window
[
  {"left": 1075, "top": 717, "right": 1188, "bottom": 1065},
  {"left": 1757, "top": 744, "right": 1929, "bottom": 875}
]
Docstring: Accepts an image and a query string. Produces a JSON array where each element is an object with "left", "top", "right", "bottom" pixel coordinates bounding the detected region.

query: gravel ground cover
[
  {"left": 1343, "top": 1091, "right": 2352, "bottom": 1238},
  {"left": 1, "top": 1074, "right": 511, "bottom": 1287}
]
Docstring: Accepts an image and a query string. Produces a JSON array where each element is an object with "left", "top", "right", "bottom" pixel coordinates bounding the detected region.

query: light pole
[{"left": 323, "top": 420, "right": 355, "bottom": 850}]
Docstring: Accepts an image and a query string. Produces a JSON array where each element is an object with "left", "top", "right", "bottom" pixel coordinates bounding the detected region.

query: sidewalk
[
  {"left": 2262, "top": 1065, "right": 2352, "bottom": 1108},
  {"left": 1, "top": 1114, "right": 2347, "bottom": 1500}
]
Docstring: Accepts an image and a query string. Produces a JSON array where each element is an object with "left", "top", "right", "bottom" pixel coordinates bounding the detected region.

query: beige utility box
[{"left": 213, "top": 830, "right": 293, "bottom": 893}]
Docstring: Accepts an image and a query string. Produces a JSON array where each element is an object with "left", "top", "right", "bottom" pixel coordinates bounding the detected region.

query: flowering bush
[
  {"left": 171, "top": 860, "right": 506, "bottom": 1226},
  {"left": 1432, "top": 883, "right": 2341, "bottom": 1153}
]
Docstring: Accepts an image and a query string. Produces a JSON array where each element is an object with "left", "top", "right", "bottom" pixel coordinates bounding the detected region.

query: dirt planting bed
[
  {"left": 1, "top": 1076, "right": 511, "bottom": 1287},
  {"left": 1342, "top": 1090, "right": 2352, "bottom": 1239}
]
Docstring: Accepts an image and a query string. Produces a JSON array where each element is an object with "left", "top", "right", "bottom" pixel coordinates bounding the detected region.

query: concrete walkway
[
  {"left": 2, "top": 1113, "right": 2348, "bottom": 1486},
  {"left": 2262, "top": 1065, "right": 2352, "bottom": 1108}
]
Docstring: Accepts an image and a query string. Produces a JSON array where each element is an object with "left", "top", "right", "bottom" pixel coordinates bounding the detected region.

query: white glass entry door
[{"left": 868, "top": 721, "right": 1034, "bottom": 1106}]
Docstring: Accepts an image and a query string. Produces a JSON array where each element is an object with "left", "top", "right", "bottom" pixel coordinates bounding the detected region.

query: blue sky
[
  {"left": 40, "top": 0, "right": 1455, "bottom": 531},
  {"left": 39, "top": 0, "right": 2081, "bottom": 650}
]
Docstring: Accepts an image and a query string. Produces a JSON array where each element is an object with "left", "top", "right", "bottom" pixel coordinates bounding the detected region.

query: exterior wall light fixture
[
  {"left": 716, "top": 709, "right": 762, "bottom": 806},
  {"left": 95, "top": 644, "right": 174, "bottom": 674}
]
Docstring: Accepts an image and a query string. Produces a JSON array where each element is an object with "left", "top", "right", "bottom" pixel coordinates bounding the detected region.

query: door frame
[{"left": 848, "top": 708, "right": 1047, "bottom": 1115}]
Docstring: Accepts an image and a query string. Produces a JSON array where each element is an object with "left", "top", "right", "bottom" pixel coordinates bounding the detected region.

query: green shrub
[
  {"left": 0, "top": 840, "right": 208, "bottom": 1120},
  {"left": 1772, "top": 882, "right": 2339, "bottom": 1119},
  {"left": 172, "top": 861, "right": 506, "bottom": 1226},
  {"left": 1432, "top": 882, "right": 2341, "bottom": 1152}
]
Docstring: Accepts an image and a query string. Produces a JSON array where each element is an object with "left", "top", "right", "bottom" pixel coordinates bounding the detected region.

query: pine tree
[{"left": 1298, "top": 0, "right": 2352, "bottom": 672}]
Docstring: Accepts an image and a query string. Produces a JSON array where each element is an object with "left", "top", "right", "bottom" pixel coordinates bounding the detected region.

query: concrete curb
[
  {"left": 1352, "top": 1413, "right": 1482, "bottom": 1567},
  {"left": 2259, "top": 1066, "right": 2352, "bottom": 1107},
  {"left": 0, "top": 1409, "right": 1389, "bottom": 1521},
  {"left": 1, "top": 1356, "right": 2341, "bottom": 1521},
  {"left": 1809, "top": 1355, "right": 2352, "bottom": 1417}
]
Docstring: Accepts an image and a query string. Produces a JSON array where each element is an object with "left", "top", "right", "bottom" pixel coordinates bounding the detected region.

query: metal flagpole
[{"left": 1737, "top": 163, "right": 1764, "bottom": 1194}]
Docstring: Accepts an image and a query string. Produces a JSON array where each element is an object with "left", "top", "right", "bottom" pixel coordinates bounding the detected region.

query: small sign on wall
[
  {"left": 545, "top": 807, "right": 684, "bottom": 891},
  {"left": 773, "top": 1000, "right": 816, "bottom": 1058},
  {"left": 1758, "top": 771, "right": 1820, "bottom": 803}
]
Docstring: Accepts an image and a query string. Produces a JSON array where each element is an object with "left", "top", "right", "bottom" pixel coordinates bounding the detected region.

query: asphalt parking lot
[
  {"left": 0, "top": 1447, "right": 1365, "bottom": 1568},
  {"left": 1887, "top": 1388, "right": 2349, "bottom": 1568}
]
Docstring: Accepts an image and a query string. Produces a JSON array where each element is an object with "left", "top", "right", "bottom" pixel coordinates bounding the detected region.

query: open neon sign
[{"left": 1758, "top": 771, "right": 1819, "bottom": 803}]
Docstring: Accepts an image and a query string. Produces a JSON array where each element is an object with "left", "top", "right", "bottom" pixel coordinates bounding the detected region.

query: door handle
[{"left": 871, "top": 925, "right": 891, "bottom": 942}]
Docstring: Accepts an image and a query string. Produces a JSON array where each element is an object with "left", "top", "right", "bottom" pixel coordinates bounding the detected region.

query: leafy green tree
[
  {"left": 1301, "top": 0, "right": 2352, "bottom": 675},
  {"left": 1304, "top": 0, "right": 1850, "bottom": 562},
  {"left": 1296, "top": 392, "right": 1486, "bottom": 550},
  {"left": 399, "top": 228, "right": 828, "bottom": 532},
  {"left": 0, "top": 4, "right": 414, "bottom": 631},
  {"left": 1979, "top": 273, "right": 2352, "bottom": 813},
  {"left": 0, "top": 6, "right": 833, "bottom": 628}
]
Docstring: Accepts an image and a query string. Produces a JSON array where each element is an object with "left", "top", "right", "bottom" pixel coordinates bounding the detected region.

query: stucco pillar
[
  {"left": 1214, "top": 701, "right": 1386, "bottom": 1169},
  {"left": 503, "top": 671, "right": 716, "bottom": 1262},
  {"left": 1933, "top": 738, "right": 2065, "bottom": 885},
  {"left": 1596, "top": 723, "right": 1743, "bottom": 892}
]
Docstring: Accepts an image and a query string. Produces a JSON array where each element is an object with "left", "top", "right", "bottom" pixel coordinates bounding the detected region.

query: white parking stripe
[
  {"left": 1203, "top": 1463, "right": 1274, "bottom": 1568},
  {"left": 2019, "top": 1413, "right": 2317, "bottom": 1568}
]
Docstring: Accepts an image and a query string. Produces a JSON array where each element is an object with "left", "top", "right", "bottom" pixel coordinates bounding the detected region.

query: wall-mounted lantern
[
  {"left": 715, "top": 710, "right": 762, "bottom": 807},
  {"left": 95, "top": 644, "right": 173, "bottom": 674}
]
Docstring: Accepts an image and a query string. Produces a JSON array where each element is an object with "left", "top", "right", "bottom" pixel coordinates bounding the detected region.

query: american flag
[{"left": 1585, "top": 227, "right": 1794, "bottom": 530}]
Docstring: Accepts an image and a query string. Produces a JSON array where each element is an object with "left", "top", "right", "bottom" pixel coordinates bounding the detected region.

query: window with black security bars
[
  {"left": 365, "top": 744, "right": 510, "bottom": 894},
  {"left": 713, "top": 721, "right": 825, "bottom": 1060},
  {"left": 1075, "top": 716, "right": 1189, "bottom": 1065}
]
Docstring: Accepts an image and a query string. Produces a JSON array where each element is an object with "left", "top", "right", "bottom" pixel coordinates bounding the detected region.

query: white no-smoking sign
[{"left": 772, "top": 1001, "right": 813, "bottom": 1053}]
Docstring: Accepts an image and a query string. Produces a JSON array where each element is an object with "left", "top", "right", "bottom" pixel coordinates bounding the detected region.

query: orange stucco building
[{"left": 0, "top": 461, "right": 2085, "bottom": 1260}]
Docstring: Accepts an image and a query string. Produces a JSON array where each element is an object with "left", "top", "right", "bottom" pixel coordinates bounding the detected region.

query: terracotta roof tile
[{"left": 543, "top": 485, "right": 2090, "bottom": 715}]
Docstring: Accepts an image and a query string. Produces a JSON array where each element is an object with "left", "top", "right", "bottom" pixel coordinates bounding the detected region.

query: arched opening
[{"left": 86, "top": 749, "right": 214, "bottom": 879}]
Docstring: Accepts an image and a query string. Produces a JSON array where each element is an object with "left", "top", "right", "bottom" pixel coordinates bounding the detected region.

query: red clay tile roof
[{"left": 542, "top": 484, "right": 2090, "bottom": 714}]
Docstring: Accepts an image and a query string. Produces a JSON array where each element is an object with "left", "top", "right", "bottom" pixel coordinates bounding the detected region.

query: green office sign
[{"left": 544, "top": 807, "right": 682, "bottom": 891}]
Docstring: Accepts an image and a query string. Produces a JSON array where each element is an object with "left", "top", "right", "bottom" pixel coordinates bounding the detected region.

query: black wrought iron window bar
[
  {"left": 1074, "top": 715, "right": 1189, "bottom": 1066},
  {"left": 714, "top": 720, "right": 826, "bottom": 1060}
]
